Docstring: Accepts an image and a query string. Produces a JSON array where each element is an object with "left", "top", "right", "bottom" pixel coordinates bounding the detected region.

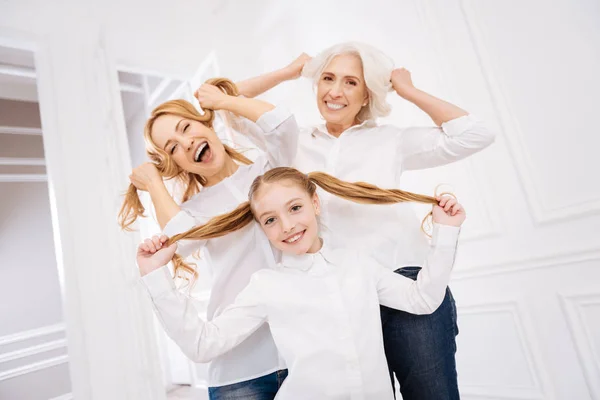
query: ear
[
  {"left": 312, "top": 193, "right": 321, "bottom": 216},
  {"left": 362, "top": 92, "right": 369, "bottom": 107}
]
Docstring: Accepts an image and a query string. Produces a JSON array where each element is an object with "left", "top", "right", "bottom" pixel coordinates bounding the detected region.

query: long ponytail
[{"left": 166, "top": 168, "right": 441, "bottom": 279}]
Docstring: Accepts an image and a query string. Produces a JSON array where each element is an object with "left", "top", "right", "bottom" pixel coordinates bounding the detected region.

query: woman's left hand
[
  {"left": 194, "top": 84, "right": 229, "bottom": 110},
  {"left": 391, "top": 68, "right": 416, "bottom": 98},
  {"left": 432, "top": 196, "right": 466, "bottom": 227}
]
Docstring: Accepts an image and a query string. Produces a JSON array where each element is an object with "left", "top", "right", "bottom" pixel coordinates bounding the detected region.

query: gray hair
[{"left": 301, "top": 42, "right": 395, "bottom": 122}]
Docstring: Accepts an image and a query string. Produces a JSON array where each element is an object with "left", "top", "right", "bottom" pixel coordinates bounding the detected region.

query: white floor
[{"left": 167, "top": 385, "right": 209, "bottom": 400}]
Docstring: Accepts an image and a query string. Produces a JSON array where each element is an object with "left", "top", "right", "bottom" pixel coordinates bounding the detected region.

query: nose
[
  {"left": 280, "top": 215, "right": 294, "bottom": 234},
  {"left": 184, "top": 137, "right": 195, "bottom": 152},
  {"left": 329, "top": 81, "right": 343, "bottom": 98}
]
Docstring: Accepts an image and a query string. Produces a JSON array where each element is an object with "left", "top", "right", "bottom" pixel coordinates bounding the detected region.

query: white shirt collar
[
  {"left": 312, "top": 119, "right": 378, "bottom": 139},
  {"left": 279, "top": 239, "right": 337, "bottom": 271}
]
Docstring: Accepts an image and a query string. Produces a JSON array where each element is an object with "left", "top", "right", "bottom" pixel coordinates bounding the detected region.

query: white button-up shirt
[
  {"left": 293, "top": 115, "right": 495, "bottom": 270},
  {"left": 158, "top": 106, "right": 298, "bottom": 386},
  {"left": 143, "top": 224, "right": 460, "bottom": 400}
]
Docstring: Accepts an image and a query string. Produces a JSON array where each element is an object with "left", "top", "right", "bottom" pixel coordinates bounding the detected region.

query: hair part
[{"left": 302, "top": 41, "right": 395, "bottom": 122}]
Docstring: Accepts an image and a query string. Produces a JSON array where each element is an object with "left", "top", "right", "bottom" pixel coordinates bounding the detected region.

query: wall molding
[
  {"left": 559, "top": 291, "right": 600, "bottom": 399},
  {"left": 0, "top": 324, "right": 68, "bottom": 382},
  {"left": 458, "top": 300, "right": 550, "bottom": 400},
  {"left": 48, "top": 393, "right": 73, "bottom": 400},
  {"left": 0, "top": 355, "right": 68, "bottom": 382},
  {"left": 452, "top": 246, "right": 600, "bottom": 281},
  {"left": 0, "top": 323, "right": 65, "bottom": 347},
  {"left": 0, "top": 338, "right": 67, "bottom": 364},
  {"left": 458, "top": 0, "right": 600, "bottom": 224},
  {"left": 0, "top": 126, "right": 43, "bottom": 135},
  {"left": 0, "top": 173, "right": 47, "bottom": 182}
]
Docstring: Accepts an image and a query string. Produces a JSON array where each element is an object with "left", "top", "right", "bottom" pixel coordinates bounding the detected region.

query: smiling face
[
  {"left": 251, "top": 180, "right": 322, "bottom": 255},
  {"left": 316, "top": 53, "right": 369, "bottom": 132},
  {"left": 149, "top": 114, "right": 228, "bottom": 179}
]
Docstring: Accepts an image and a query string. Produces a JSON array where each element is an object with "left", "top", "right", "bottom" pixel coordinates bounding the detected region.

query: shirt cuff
[
  {"left": 431, "top": 223, "right": 461, "bottom": 248},
  {"left": 441, "top": 114, "right": 477, "bottom": 137},
  {"left": 256, "top": 106, "right": 293, "bottom": 133},
  {"left": 142, "top": 265, "right": 176, "bottom": 298},
  {"left": 163, "top": 210, "right": 196, "bottom": 237}
]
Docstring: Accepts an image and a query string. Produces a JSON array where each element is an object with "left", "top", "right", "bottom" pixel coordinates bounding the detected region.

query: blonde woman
[
  {"left": 119, "top": 79, "right": 298, "bottom": 399},
  {"left": 137, "top": 167, "right": 465, "bottom": 400}
]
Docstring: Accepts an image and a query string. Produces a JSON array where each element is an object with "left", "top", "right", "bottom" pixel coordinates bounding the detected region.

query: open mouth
[
  {"left": 194, "top": 141, "right": 212, "bottom": 163},
  {"left": 325, "top": 101, "right": 346, "bottom": 111},
  {"left": 282, "top": 230, "right": 305, "bottom": 244}
]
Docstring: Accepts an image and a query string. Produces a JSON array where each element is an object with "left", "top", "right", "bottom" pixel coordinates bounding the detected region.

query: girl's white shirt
[{"left": 143, "top": 224, "right": 460, "bottom": 399}]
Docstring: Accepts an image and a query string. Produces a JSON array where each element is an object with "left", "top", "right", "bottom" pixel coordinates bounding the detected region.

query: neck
[
  {"left": 203, "top": 155, "right": 239, "bottom": 187},
  {"left": 305, "top": 237, "right": 323, "bottom": 254},
  {"left": 326, "top": 118, "right": 360, "bottom": 138}
]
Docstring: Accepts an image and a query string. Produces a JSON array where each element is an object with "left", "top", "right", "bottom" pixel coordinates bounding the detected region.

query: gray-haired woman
[{"left": 234, "top": 41, "right": 495, "bottom": 400}]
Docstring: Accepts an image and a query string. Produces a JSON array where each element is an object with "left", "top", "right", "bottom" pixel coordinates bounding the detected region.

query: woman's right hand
[
  {"left": 284, "top": 53, "right": 312, "bottom": 79},
  {"left": 194, "top": 83, "right": 230, "bottom": 110},
  {"left": 129, "top": 162, "right": 163, "bottom": 192},
  {"left": 137, "top": 235, "right": 178, "bottom": 277}
]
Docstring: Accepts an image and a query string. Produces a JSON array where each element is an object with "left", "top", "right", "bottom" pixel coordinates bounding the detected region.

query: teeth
[
  {"left": 195, "top": 142, "right": 208, "bottom": 162},
  {"left": 284, "top": 232, "right": 303, "bottom": 243},
  {"left": 326, "top": 102, "right": 345, "bottom": 110}
]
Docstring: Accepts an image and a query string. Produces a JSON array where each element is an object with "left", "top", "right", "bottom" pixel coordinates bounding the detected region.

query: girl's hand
[
  {"left": 194, "top": 84, "right": 230, "bottom": 110},
  {"left": 432, "top": 196, "right": 466, "bottom": 227},
  {"left": 137, "top": 235, "right": 178, "bottom": 277},
  {"left": 129, "top": 162, "right": 162, "bottom": 192},
  {"left": 284, "top": 53, "right": 312, "bottom": 79},
  {"left": 391, "top": 67, "right": 416, "bottom": 98}
]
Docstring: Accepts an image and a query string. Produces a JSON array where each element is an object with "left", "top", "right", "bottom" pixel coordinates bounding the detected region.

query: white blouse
[
  {"left": 293, "top": 115, "right": 495, "bottom": 270},
  {"left": 143, "top": 224, "right": 460, "bottom": 400},
  {"left": 158, "top": 106, "right": 298, "bottom": 386}
]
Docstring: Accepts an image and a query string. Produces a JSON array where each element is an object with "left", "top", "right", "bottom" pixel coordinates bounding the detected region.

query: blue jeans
[
  {"left": 208, "top": 369, "right": 288, "bottom": 400},
  {"left": 380, "top": 267, "right": 460, "bottom": 400}
]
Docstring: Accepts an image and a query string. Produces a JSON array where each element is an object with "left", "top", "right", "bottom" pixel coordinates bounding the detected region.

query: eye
[
  {"left": 183, "top": 123, "right": 190, "bottom": 133},
  {"left": 264, "top": 217, "right": 275, "bottom": 226},
  {"left": 323, "top": 76, "right": 333, "bottom": 81},
  {"left": 346, "top": 80, "right": 357, "bottom": 86},
  {"left": 290, "top": 205, "right": 302, "bottom": 212},
  {"left": 170, "top": 144, "right": 178, "bottom": 154}
]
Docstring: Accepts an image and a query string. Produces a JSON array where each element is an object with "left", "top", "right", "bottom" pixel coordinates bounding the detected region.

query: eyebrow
[
  {"left": 257, "top": 197, "right": 303, "bottom": 221},
  {"left": 322, "top": 71, "right": 362, "bottom": 82},
  {"left": 162, "top": 119, "right": 186, "bottom": 151}
]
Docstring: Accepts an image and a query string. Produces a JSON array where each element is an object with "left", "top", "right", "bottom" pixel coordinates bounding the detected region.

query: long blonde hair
[
  {"left": 166, "top": 167, "right": 438, "bottom": 278},
  {"left": 118, "top": 78, "right": 252, "bottom": 276}
]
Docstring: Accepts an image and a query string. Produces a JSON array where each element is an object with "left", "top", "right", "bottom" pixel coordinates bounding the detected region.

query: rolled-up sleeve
[
  {"left": 229, "top": 106, "right": 299, "bottom": 168},
  {"left": 397, "top": 115, "right": 496, "bottom": 171},
  {"left": 162, "top": 209, "right": 208, "bottom": 258}
]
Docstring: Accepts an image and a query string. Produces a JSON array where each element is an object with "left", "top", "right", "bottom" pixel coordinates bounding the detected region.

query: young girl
[
  {"left": 119, "top": 79, "right": 298, "bottom": 399},
  {"left": 138, "top": 167, "right": 465, "bottom": 400}
]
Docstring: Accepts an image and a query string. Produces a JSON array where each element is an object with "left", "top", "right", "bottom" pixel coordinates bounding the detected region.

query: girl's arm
[
  {"left": 371, "top": 223, "right": 460, "bottom": 314},
  {"left": 371, "top": 198, "right": 464, "bottom": 313},
  {"left": 139, "top": 236, "right": 267, "bottom": 363}
]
